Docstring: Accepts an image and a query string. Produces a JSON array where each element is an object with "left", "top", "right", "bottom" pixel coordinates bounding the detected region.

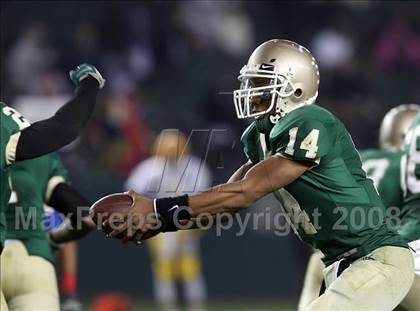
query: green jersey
[
  {"left": 360, "top": 149, "right": 404, "bottom": 209},
  {"left": 0, "top": 102, "right": 30, "bottom": 250},
  {"left": 6, "top": 153, "right": 68, "bottom": 262},
  {"left": 401, "top": 112, "right": 420, "bottom": 241},
  {"left": 241, "top": 104, "right": 406, "bottom": 265}
]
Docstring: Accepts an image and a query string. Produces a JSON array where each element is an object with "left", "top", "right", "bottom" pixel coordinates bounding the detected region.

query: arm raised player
[
  {"left": 3, "top": 63, "right": 105, "bottom": 165},
  {"left": 0, "top": 63, "right": 104, "bottom": 253}
]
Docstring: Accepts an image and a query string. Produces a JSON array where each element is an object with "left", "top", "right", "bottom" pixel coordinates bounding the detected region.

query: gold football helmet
[
  {"left": 233, "top": 39, "right": 320, "bottom": 123},
  {"left": 379, "top": 104, "right": 420, "bottom": 151}
]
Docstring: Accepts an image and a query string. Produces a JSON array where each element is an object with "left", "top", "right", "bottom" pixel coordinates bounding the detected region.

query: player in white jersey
[{"left": 125, "top": 130, "right": 211, "bottom": 311}]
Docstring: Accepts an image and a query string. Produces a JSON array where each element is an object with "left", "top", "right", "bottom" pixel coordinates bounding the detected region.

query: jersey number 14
[{"left": 285, "top": 127, "right": 319, "bottom": 159}]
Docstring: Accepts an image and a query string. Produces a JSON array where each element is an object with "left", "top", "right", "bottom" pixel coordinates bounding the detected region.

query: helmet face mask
[{"left": 233, "top": 64, "right": 295, "bottom": 120}]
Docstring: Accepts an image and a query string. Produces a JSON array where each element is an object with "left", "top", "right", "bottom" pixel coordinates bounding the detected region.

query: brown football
[{"left": 89, "top": 193, "right": 134, "bottom": 229}]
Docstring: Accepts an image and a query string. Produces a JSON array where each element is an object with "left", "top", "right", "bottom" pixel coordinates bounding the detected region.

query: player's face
[
  {"left": 247, "top": 77, "right": 272, "bottom": 114},
  {"left": 250, "top": 96, "right": 270, "bottom": 114}
]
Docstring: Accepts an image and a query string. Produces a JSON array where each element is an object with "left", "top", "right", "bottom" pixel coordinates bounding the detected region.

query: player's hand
[
  {"left": 104, "top": 190, "right": 158, "bottom": 243},
  {"left": 69, "top": 63, "right": 105, "bottom": 89}
]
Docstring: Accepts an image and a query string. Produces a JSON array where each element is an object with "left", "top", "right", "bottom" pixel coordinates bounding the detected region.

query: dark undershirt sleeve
[
  {"left": 48, "top": 183, "right": 91, "bottom": 225},
  {"left": 15, "top": 77, "right": 99, "bottom": 161}
]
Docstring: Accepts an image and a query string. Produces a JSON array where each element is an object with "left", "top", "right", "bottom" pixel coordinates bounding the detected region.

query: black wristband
[{"left": 154, "top": 195, "right": 190, "bottom": 232}]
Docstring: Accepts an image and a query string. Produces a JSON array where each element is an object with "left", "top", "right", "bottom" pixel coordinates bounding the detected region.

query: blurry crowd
[{"left": 1, "top": 1, "right": 420, "bottom": 192}]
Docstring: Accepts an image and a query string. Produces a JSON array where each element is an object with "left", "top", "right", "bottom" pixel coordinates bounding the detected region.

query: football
[{"left": 89, "top": 193, "right": 134, "bottom": 228}]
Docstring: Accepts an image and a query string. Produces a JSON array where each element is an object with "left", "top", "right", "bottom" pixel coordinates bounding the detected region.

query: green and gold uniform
[
  {"left": 297, "top": 147, "right": 416, "bottom": 311},
  {"left": 361, "top": 148, "right": 420, "bottom": 310},
  {"left": 241, "top": 104, "right": 406, "bottom": 265},
  {"left": 360, "top": 150, "right": 420, "bottom": 243},
  {"left": 401, "top": 112, "right": 420, "bottom": 242},
  {"left": 0, "top": 102, "right": 30, "bottom": 251},
  {"left": 361, "top": 149, "right": 404, "bottom": 210},
  {"left": 5, "top": 153, "right": 68, "bottom": 263},
  {"left": 1, "top": 153, "right": 66, "bottom": 310}
]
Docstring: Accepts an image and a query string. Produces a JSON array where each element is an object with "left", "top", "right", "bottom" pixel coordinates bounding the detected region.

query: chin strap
[
  {"left": 269, "top": 114, "right": 281, "bottom": 123},
  {"left": 269, "top": 97, "right": 284, "bottom": 123}
]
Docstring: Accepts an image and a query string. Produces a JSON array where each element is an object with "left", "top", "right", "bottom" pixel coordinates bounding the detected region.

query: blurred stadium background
[{"left": 1, "top": 1, "right": 420, "bottom": 310}]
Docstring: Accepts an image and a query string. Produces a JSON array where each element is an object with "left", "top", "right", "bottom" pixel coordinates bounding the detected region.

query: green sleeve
[
  {"left": 270, "top": 119, "right": 330, "bottom": 165},
  {"left": 240, "top": 123, "right": 260, "bottom": 164},
  {"left": 48, "top": 153, "right": 69, "bottom": 182},
  {"left": 44, "top": 153, "right": 69, "bottom": 202}
]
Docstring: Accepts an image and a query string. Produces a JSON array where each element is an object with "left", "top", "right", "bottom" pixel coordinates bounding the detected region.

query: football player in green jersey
[
  {"left": 298, "top": 104, "right": 420, "bottom": 311},
  {"left": 0, "top": 63, "right": 103, "bottom": 248},
  {"left": 1, "top": 152, "right": 94, "bottom": 310},
  {"left": 103, "top": 40, "right": 414, "bottom": 310},
  {"left": 0, "top": 63, "right": 104, "bottom": 310},
  {"left": 399, "top": 110, "right": 420, "bottom": 310}
]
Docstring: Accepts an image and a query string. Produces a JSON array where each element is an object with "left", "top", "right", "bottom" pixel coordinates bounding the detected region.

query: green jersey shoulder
[
  {"left": 0, "top": 102, "right": 31, "bottom": 169},
  {"left": 6, "top": 152, "right": 68, "bottom": 262},
  {"left": 0, "top": 102, "right": 30, "bottom": 250},
  {"left": 269, "top": 104, "right": 335, "bottom": 165},
  {"left": 242, "top": 105, "right": 334, "bottom": 165},
  {"left": 241, "top": 104, "right": 406, "bottom": 264}
]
